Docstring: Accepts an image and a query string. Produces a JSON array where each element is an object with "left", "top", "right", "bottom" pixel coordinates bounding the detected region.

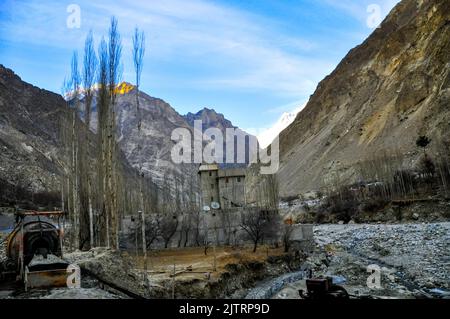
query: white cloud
[{"left": 0, "top": 0, "right": 335, "bottom": 98}]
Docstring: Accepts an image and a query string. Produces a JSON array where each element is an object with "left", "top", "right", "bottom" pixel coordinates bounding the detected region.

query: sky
[{"left": 0, "top": 0, "right": 399, "bottom": 139}]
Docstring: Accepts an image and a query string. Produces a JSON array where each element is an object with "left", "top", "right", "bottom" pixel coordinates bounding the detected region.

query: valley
[{"left": 0, "top": 0, "right": 449, "bottom": 303}]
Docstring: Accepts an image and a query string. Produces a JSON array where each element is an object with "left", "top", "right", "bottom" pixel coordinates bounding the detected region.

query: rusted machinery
[
  {"left": 5, "top": 211, "right": 70, "bottom": 290},
  {"left": 299, "top": 277, "right": 350, "bottom": 299}
]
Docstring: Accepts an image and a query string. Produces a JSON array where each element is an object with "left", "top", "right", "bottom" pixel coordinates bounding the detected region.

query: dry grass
[{"left": 127, "top": 245, "right": 284, "bottom": 281}]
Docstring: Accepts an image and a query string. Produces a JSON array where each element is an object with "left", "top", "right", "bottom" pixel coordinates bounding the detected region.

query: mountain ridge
[
  {"left": 0, "top": 64, "right": 253, "bottom": 199},
  {"left": 277, "top": 0, "right": 450, "bottom": 197}
]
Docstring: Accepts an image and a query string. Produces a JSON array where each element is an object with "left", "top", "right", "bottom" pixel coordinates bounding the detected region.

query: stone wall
[{"left": 120, "top": 209, "right": 314, "bottom": 250}]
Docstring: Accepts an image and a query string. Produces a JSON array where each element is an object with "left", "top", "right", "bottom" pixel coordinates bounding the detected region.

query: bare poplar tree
[
  {"left": 81, "top": 30, "right": 98, "bottom": 249},
  {"left": 132, "top": 26, "right": 147, "bottom": 275},
  {"left": 107, "top": 16, "right": 122, "bottom": 249},
  {"left": 59, "top": 78, "right": 73, "bottom": 247},
  {"left": 132, "top": 27, "right": 145, "bottom": 130},
  {"left": 97, "top": 37, "right": 110, "bottom": 247},
  {"left": 70, "top": 51, "right": 81, "bottom": 250}
]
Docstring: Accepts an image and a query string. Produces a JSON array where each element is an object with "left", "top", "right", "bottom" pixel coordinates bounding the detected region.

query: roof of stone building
[
  {"left": 198, "top": 163, "right": 219, "bottom": 172},
  {"left": 218, "top": 168, "right": 246, "bottom": 178}
]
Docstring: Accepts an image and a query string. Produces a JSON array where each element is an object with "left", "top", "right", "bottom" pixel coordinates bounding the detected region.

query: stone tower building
[
  {"left": 198, "top": 164, "right": 246, "bottom": 210},
  {"left": 198, "top": 164, "right": 220, "bottom": 209}
]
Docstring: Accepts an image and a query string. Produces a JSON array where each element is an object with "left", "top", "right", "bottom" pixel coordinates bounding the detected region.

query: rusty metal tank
[{"left": 6, "top": 211, "right": 64, "bottom": 268}]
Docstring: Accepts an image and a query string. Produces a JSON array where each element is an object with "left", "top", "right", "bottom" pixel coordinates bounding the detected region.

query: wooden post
[
  {"left": 134, "top": 213, "right": 139, "bottom": 263},
  {"left": 58, "top": 215, "right": 64, "bottom": 258},
  {"left": 140, "top": 211, "right": 148, "bottom": 286},
  {"left": 213, "top": 244, "right": 217, "bottom": 272},
  {"left": 19, "top": 220, "right": 24, "bottom": 278},
  {"left": 88, "top": 192, "right": 94, "bottom": 249},
  {"left": 172, "top": 258, "right": 176, "bottom": 299},
  {"left": 213, "top": 219, "right": 217, "bottom": 272}
]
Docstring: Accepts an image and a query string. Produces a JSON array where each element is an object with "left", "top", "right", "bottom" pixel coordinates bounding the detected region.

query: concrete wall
[
  {"left": 199, "top": 170, "right": 220, "bottom": 208},
  {"left": 120, "top": 209, "right": 314, "bottom": 251},
  {"left": 200, "top": 167, "right": 246, "bottom": 210},
  {"left": 218, "top": 176, "right": 245, "bottom": 208}
]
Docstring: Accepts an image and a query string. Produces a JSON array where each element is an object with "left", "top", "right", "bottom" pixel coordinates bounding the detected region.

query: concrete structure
[
  {"left": 198, "top": 164, "right": 246, "bottom": 210},
  {"left": 120, "top": 212, "right": 314, "bottom": 252},
  {"left": 198, "top": 164, "right": 220, "bottom": 210}
]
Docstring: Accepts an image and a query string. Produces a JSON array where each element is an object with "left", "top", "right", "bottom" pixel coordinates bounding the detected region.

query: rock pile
[{"left": 311, "top": 223, "right": 450, "bottom": 297}]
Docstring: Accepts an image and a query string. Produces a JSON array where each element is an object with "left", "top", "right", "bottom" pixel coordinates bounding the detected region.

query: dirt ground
[{"left": 129, "top": 245, "right": 285, "bottom": 282}]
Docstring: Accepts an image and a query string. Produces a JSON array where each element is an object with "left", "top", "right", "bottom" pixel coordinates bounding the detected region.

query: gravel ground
[
  {"left": 274, "top": 222, "right": 450, "bottom": 299},
  {"left": 6, "top": 287, "right": 122, "bottom": 299},
  {"left": 245, "top": 270, "right": 306, "bottom": 299}
]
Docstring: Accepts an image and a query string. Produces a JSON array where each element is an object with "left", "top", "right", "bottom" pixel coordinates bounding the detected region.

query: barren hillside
[{"left": 278, "top": 0, "right": 450, "bottom": 197}]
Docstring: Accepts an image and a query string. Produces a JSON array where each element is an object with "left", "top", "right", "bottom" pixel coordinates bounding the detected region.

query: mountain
[
  {"left": 184, "top": 107, "right": 236, "bottom": 133},
  {"left": 185, "top": 107, "right": 257, "bottom": 168},
  {"left": 89, "top": 84, "right": 199, "bottom": 188},
  {"left": 0, "top": 66, "right": 145, "bottom": 207},
  {"left": 0, "top": 65, "right": 65, "bottom": 200},
  {"left": 0, "top": 62, "right": 252, "bottom": 208},
  {"left": 183, "top": 107, "right": 256, "bottom": 168},
  {"left": 277, "top": 0, "right": 450, "bottom": 197},
  {"left": 257, "top": 105, "right": 304, "bottom": 149},
  {"left": 88, "top": 87, "right": 253, "bottom": 189}
]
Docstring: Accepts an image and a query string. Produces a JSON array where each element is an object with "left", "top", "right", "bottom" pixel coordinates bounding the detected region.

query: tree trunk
[
  {"left": 141, "top": 210, "right": 147, "bottom": 283},
  {"left": 88, "top": 184, "right": 94, "bottom": 248},
  {"left": 183, "top": 230, "right": 189, "bottom": 247}
]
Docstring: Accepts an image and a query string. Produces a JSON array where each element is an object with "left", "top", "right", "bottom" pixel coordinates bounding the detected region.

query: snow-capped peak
[{"left": 257, "top": 103, "right": 306, "bottom": 148}]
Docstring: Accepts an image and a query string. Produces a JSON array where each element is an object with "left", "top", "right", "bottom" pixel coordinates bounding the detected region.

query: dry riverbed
[{"left": 274, "top": 222, "right": 450, "bottom": 299}]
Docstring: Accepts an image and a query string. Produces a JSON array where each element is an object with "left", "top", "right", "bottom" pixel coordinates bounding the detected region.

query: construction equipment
[
  {"left": 5, "top": 211, "right": 70, "bottom": 291},
  {"left": 299, "top": 277, "right": 350, "bottom": 299}
]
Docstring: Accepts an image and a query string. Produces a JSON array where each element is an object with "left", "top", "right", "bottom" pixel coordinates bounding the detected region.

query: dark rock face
[
  {"left": 278, "top": 0, "right": 450, "bottom": 196},
  {"left": 0, "top": 67, "right": 252, "bottom": 202},
  {"left": 100, "top": 93, "right": 256, "bottom": 186},
  {"left": 0, "top": 69, "right": 139, "bottom": 206},
  {"left": 0, "top": 65, "right": 66, "bottom": 196},
  {"left": 92, "top": 86, "right": 199, "bottom": 188}
]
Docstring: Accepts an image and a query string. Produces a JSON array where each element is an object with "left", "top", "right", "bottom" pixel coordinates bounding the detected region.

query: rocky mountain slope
[
  {"left": 277, "top": 0, "right": 450, "bottom": 197},
  {"left": 0, "top": 66, "right": 251, "bottom": 204},
  {"left": 0, "top": 65, "right": 65, "bottom": 201},
  {"left": 89, "top": 86, "right": 252, "bottom": 188},
  {"left": 184, "top": 107, "right": 255, "bottom": 168},
  {"left": 184, "top": 107, "right": 236, "bottom": 134},
  {"left": 0, "top": 67, "right": 145, "bottom": 206},
  {"left": 89, "top": 83, "right": 198, "bottom": 188}
]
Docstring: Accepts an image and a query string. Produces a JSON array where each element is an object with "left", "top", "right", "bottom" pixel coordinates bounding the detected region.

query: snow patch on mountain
[{"left": 257, "top": 103, "right": 305, "bottom": 148}]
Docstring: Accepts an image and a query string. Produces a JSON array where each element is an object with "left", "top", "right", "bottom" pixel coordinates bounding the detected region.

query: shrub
[
  {"left": 418, "top": 154, "right": 436, "bottom": 178},
  {"left": 360, "top": 197, "right": 388, "bottom": 213}
]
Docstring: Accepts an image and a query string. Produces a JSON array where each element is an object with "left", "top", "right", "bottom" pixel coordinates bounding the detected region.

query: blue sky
[{"left": 0, "top": 0, "right": 399, "bottom": 132}]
